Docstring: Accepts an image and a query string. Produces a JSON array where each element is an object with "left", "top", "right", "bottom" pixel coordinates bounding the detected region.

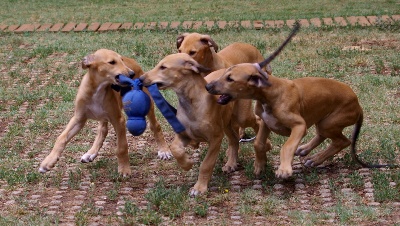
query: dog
[
  {"left": 206, "top": 23, "right": 385, "bottom": 178},
  {"left": 39, "top": 49, "right": 171, "bottom": 176},
  {"left": 177, "top": 33, "right": 266, "bottom": 140},
  {"left": 140, "top": 53, "right": 241, "bottom": 196}
]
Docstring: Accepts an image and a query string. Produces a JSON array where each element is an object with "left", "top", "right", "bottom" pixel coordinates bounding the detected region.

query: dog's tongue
[{"left": 217, "top": 94, "right": 232, "bottom": 105}]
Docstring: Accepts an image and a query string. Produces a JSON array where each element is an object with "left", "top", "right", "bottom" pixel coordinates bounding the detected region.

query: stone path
[{"left": 1, "top": 15, "right": 399, "bottom": 33}]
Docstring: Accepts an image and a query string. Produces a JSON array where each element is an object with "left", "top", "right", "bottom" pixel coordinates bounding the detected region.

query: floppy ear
[
  {"left": 184, "top": 60, "right": 211, "bottom": 74},
  {"left": 200, "top": 35, "right": 219, "bottom": 52},
  {"left": 81, "top": 54, "right": 95, "bottom": 69},
  {"left": 248, "top": 74, "right": 271, "bottom": 88},
  {"left": 176, "top": 33, "right": 189, "bottom": 49}
]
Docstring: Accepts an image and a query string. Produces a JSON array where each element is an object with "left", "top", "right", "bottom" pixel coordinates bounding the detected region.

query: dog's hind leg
[
  {"left": 81, "top": 120, "right": 108, "bottom": 163},
  {"left": 295, "top": 131, "right": 326, "bottom": 157},
  {"left": 39, "top": 116, "right": 87, "bottom": 173},
  {"left": 146, "top": 103, "right": 173, "bottom": 160}
]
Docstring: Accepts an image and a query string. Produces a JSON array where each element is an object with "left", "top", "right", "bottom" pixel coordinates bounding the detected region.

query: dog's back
[{"left": 218, "top": 42, "right": 264, "bottom": 66}]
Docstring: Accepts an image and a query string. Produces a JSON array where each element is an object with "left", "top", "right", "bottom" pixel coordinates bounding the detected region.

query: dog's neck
[{"left": 257, "top": 75, "right": 289, "bottom": 107}]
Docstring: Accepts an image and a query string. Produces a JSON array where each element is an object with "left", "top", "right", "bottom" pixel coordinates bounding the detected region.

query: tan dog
[
  {"left": 206, "top": 24, "right": 380, "bottom": 178},
  {"left": 39, "top": 49, "right": 170, "bottom": 176},
  {"left": 177, "top": 33, "right": 266, "bottom": 140},
  {"left": 140, "top": 53, "right": 241, "bottom": 196}
]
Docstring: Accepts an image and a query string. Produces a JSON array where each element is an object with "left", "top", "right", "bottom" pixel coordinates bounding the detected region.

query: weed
[
  {"left": 348, "top": 171, "right": 364, "bottom": 190},
  {"left": 372, "top": 170, "right": 399, "bottom": 202},
  {"left": 68, "top": 168, "right": 82, "bottom": 189}
]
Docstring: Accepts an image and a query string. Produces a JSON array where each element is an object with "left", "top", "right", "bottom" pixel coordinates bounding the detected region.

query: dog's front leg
[
  {"left": 253, "top": 120, "right": 272, "bottom": 176},
  {"left": 276, "top": 123, "right": 307, "bottom": 178},
  {"left": 146, "top": 103, "right": 172, "bottom": 160},
  {"left": 81, "top": 120, "right": 108, "bottom": 163},
  {"left": 191, "top": 138, "right": 223, "bottom": 196},
  {"left": 111, "top": 115, "right": 131, "bottom": 177},
  {"left": 222, "top": 122, "right": 240, "bottom": 173},
  {"left": 39, "top": 116, "right": 87, "bottom": 173},
  {"left": 170, "top": 135, "right": 193, "bottom": 171}
]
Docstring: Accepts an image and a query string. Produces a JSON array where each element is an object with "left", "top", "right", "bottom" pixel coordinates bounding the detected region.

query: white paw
[
  {"left": 38, "top": 167, "right": 48, "bottom": 173},
  {"left": 80, "top": 153, "right": 98, "bottom": 163},
  {"left": 158, "top": 151, "right": 172, "bottom": 160},
  {"left": 189, "top": 188, "right": 200, "bottom": 197}
]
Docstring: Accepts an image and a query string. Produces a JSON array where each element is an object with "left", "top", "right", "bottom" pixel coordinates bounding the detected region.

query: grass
[
  {"left": 0, "top": 2, "right": 399, "bottom": 225},
  {"left": 0, "top": 0, "right": 399, "bottom": 25}
]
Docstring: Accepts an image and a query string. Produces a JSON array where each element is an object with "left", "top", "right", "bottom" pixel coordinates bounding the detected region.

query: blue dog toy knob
[{"left": 117, "top": 75, "right": 151, "bottom": 136}]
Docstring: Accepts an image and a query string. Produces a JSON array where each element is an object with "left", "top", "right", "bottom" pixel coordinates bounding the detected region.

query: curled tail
[{"left": 351, "top": 112, "right": 398, "bottom": 168}]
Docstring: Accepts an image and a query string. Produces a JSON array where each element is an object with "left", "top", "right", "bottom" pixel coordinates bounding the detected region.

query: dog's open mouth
[
  {"left": 155, "top": 82, "right": 167, "bottom": 90},
  {"left": 217, "top": 94, "right": 233, "bottom": 105}
]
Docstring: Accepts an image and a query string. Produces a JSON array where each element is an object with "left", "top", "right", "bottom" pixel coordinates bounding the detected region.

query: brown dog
[
  {"left": 206, "top": 24, "right": 378, "bottom": 178},
  {"left": 140, "top": 53, "right": 241, "bottom": 196},
  {"left": 177, "top": 33, "right": 266, "bottom": 140},
  {"left": 39, "top": 49, "right": 170, "bottom": 176}
]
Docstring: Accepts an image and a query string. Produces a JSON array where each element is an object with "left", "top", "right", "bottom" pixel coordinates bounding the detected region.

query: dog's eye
[
  {"left": 189, "top": 51, "right": 196, "bottom": 56},
  {"left": 109, "top": 60, "right": 116, "bottom": 65},
  {"left": 226, "top": 75, "right": 234, "bottom": 82},
  {"left": 160, "top": 65, "right": 166, "bottom": 70}
]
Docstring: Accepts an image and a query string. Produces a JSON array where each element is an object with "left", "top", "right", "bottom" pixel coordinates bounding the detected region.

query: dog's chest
[
  {"left": 86, "top": 83, "right": 108, "bottom": 120},
  {"left": 261, "top": 104, "right": 290, "bottom": 136}
]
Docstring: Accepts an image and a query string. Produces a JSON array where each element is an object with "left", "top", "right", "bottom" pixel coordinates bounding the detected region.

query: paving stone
[
  {"left": 74, "top": 23, "right": 87, "bottom": 31},
  {"left": 347, "top": 16, "right": 370, "bottom": 26},
  {"left": 228, "top": 21, "right": 240, "bottom": 28},
  {"left": 252, "top": 184, "right": 263, "bottom": 190},
  {"left": 0, "top": 24, "right": 8, "bottom": 31},
  {"left": 286, "top": 19, "right": 296, "bottom": 28},
  {"left": 169, "top": 21, "right": 181, "bottom": 29},
  {"left": 7, "top": 24, "right": 20, "bottom": 31},
  {"left": 49, "top": 23, "right": 64, "bottom": 32},
  {"left": 145, "top": 22, "right": 157, "bottom": 29},
  {"left": 87, "top": 22, "right": 101, "bottom": 31},
  {"left": 322, "top": 18, "right": 333, "bottom": 26},
  {"left": 392, "top": 15, "right": 400, "bottom": 21},
  {"left": 15, "top": 24, "right": 39, "bottom": 32},
  {"left": 119, "top": 22, "right": 133, "bottom": 30},
  {"left": 334, "top": 17, "right": 347, "bottom": 26},
  {"left": 264, "top": 20, "right": 275, "bottom": 28},
  {"left": 61, "top": 22, "right": 76, "bottom": 32},
  {"left": 204, "top": 21, "right": 215, "bottom": 29},
  {"left": 366, "top": 16, "right": 378, "bottom": 25},
  {"left": 367, "top": 202, "right": 380, "bottom": 206},
  {"left": 98, "top": 22, "right": 112, "bottom": 31},
  {"left": 158, "top": 21, "right": 170, "bottom": 30},
  {"left": 299, "top": 19, "right": 310, "bottom": 27},
  {"left": 217, "top": 21, "right": 227, "bottom": 29},
  {"left": 381, "top": 15, "right": 393, "bottom": 23},
  {"left": 182, "top": 21, "right": 193, "bottom": 29},
  {"left": 241, "top": 20, "right": 252, "bottom": 28},
  {"left": 274, "top": 20, "right": 284, "bottom": 28},
  {"left": 310, "top": 18, "right": 322, "bottom": 27},
  {"left": 253, "top": 20, "right": 263, "bottom": 30},
  {"left": 192, "top": 21, "right": 203, "bottom": 29},
  {"left": 108, "top": 23, "right": 122, "bottom": 30}
]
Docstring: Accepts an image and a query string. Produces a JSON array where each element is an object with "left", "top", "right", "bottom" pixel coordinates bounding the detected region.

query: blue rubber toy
[
  {"left": 117, "top": 75, "right": 151, "bottom": 136},
  {"left": 116, "top": 75, "right": 185, "bottom": 136}
]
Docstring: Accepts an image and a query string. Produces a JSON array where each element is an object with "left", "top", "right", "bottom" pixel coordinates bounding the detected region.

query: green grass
[
  {"left": 0, "top": 2, "right": 399, "bottom": 225},
  {"left": 0, "top": 0, "right": 399, "bottom": 25}
]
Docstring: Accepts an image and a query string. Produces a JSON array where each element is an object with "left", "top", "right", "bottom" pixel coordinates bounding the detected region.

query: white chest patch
[
  {"left": 86, "top": 82, "right": 109, "bottom": 120},
  {"left": 261, "top": 104, "right": 290, "bottom": 135}
]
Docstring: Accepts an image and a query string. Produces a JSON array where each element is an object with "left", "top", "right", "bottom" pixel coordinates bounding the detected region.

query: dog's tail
[
  {"left": 351, "top": 112, "right": 398, "bottom": 168},
  {"left": 258, "top": 21, "right": 300, "bottom": 69}
]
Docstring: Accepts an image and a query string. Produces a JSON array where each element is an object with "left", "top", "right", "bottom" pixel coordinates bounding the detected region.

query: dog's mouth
[
  {"left": 155, "top": 82, "right": 167, "bottom": 90},
  {"left": 217, "top": 94, "right": 233, "bottom": 105}
]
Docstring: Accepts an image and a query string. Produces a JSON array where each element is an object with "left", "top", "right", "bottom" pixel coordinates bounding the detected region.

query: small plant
[
  {"left": 68, "top": 168, "right": 82, "bottom": 189},
  {"left": 348, "top": 171, "right": 364, "bottom": 190}
]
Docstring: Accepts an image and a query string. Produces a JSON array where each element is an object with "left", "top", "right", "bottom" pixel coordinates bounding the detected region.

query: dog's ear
[
  {"left": 82, "top": 54, "right": 95, "bottom": 69},
  {"left": 177, "top": 33, "right": 189, "bottom": 49},
  {"left": 248, "top": 74, "right": 271, "bottom": 88},
  {"left": 184, "top": 60, "right": 211, "bottom": 74},
  {"left": 200, "top": 35, "right": 219, "bottom": 52}
]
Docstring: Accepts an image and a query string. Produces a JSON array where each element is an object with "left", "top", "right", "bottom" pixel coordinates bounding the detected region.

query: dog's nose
[
  {"left": 139, "top": 74, "right": 146, "bottom": 82},
  {"left": 128, "top": 70, "right": 135, "bottom": 79},
  {"left": 205, "top": 83, "right": 212, "bottom": 92}
]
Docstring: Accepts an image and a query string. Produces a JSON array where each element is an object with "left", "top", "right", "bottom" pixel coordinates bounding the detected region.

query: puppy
[
  {"left": 39, "top": 49, "right": 170, "bottom": 176},
  {"left": 206, "top": 24, "right": 377, "bottom": 178},
  {"left": 140, "top": 53, "right": 240, "bottom": 196},
  {"left": 177, "top": 32, "right": 265, "bottom": 141}
]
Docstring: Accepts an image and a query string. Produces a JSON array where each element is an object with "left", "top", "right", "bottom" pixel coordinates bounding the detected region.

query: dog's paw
[
  {"left": 275, "top": 167, "right": 293, "bottom": 179},
  {"left": 118, "top": 166, "right": 132, "bottom": 177},
  {"left": 158, "top": 150, "right": 173, "bottom": 160},
  {"left": 295, "top": 147, "right": 309, "bottom": 156},
  {"left": 253, "top": 162, "right": 265, "bottom": 176},
  {"left": 38, "top": 167, "right": 49, "bottom": 173},
  {"left": 222, "top": 164, "right": 238, "bottom": 173},
  {"left": 80, "top": 153, "right": 98, "bottom": 163},
  {"left": 190, "top": 183, "right": 207, "bottom": 197},
  {"left": 304, "top": 159, "right": 316, "bottom": 167}
]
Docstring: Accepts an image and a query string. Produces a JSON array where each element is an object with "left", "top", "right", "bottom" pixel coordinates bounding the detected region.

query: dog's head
[
  {"left": 177, "top": 33, "right": 219, "bottom": 63},
  {"left": 81, "top": 49, "right": 135, "bottom": 84},
  {"left": 139, "top": 53, "right": 210, "bottom": 90},
  {"left": 206, "top": 63, "right": 271, "bottom": 105}
]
